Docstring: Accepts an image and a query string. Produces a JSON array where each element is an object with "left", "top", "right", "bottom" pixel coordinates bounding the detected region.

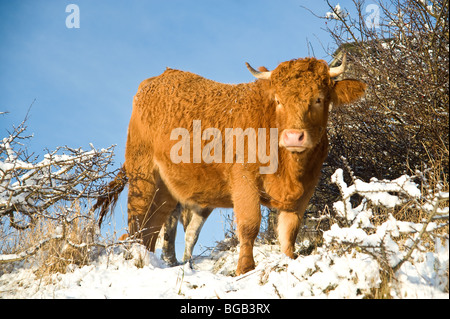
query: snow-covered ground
[
  {"left": 1, "top": 140, "right": 448, "bottom": 299},
  {"left": 1, "top": 236, "right": 448, "bottom": 299}
]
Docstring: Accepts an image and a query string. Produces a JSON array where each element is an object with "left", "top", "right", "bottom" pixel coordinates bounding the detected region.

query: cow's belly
[{"left": 155, "top": 159, "right": 233, "bottom": 208}]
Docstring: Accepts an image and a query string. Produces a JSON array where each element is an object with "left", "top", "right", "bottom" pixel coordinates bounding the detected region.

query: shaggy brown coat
[{"left": 96, "top": 57, "right": 366, "bottom": 275}]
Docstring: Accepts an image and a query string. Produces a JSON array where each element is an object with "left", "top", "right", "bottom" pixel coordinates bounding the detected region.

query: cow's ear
[{"left": 331, "top": 79, "right": 367, "bottom": 107}]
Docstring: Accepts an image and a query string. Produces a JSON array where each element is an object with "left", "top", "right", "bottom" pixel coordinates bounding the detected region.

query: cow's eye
[
  {"left": 275, "top": 96, "right": 282, "bottom": 107},
  {"left": 315, "top": 98, "right": 322, "bottom": 104}
]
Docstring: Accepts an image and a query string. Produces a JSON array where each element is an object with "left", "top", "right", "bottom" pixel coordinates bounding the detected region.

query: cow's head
[{"left": 246, "top": 55, "right": 366, "bottom": 153}]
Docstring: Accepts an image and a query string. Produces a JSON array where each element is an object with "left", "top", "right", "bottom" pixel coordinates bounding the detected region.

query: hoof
[
  {"left": 161, "top": 255, "right": 180, "bottom": 267},
  {"left": 236, "top": 261, "right": 255, "bottom": 276}
]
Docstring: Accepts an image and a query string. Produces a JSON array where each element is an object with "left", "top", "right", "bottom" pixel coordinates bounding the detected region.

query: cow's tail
[{"left": 94, "top": 165, "right": 128, "bottom": 227}]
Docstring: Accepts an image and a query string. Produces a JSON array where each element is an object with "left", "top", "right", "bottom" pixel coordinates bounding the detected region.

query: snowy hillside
[
  {"left": 1, "top": 232, "right": 448, "bottom": 299},
  {"left": 1, "top": 162, "right": 449, "bottom": 300}
]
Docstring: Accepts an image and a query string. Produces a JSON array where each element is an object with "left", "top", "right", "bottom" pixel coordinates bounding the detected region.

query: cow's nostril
[{"left": 298, "top": 132, "right": 305, "bottom": 142}]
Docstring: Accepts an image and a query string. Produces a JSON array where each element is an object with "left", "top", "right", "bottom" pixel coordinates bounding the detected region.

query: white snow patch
[{"left": 1, "top": 239, "right": 447, "bottom": 299}]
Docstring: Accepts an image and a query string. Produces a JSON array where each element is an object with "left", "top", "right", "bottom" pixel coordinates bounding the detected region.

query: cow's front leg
[
  {"left": 277, "top": 210, "right": 302, "bottom": 258},
  {"left": 231, "top": 170, "right": 261, "bottom": 275}
]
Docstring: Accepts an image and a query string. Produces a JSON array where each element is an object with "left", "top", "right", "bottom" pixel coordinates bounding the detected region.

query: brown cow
[{"left": 95, "top": 55, "right": 366, "bottom": 275}]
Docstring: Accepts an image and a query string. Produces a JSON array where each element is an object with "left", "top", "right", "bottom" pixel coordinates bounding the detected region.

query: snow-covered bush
[
  {"left": 324, "top": 167, "right": 449, "bottom": 297},
  {"left": 308, "top": 0, "right": 449, "bottom": 215},
  {"left": 1, "top": 116, "right": 117, "bottom": 266}
]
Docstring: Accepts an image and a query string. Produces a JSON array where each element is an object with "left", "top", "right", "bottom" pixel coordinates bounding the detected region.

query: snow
[
  {"left": 0, "top": 235, "right": 447, "bottom": 299},
  {"left": 325, "top": 3, "right": 349, "bottom": 20}
]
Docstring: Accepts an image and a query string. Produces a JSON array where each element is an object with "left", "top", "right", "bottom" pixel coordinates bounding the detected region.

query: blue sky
[{"left": 1, "top": 0, "right": 351, "bottom": 257}]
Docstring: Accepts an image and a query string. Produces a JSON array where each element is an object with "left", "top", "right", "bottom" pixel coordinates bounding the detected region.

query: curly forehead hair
[{"left": 270, "top": 58, "right": 333, "bottom": 94}]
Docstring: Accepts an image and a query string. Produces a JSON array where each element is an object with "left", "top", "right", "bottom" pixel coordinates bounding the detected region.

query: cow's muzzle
[{"left": 279, "top": 129, "right": 313, "bottom": 152}]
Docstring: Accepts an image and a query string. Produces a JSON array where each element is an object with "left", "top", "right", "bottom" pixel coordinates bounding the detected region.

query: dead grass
[
  {"left": 0, "top": 201, "right": 106, "bottom": 278},
  {"left": 34, "top": 213, "right": 94, "bottom": 276}
]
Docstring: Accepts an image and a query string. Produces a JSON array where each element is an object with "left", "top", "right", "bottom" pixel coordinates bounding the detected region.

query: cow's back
[
  {"left": 133, "top": 69, "right": 270, "bottom": 134},
  {"left": 128, "top": 69, "right": 272, "bottom": 207}
]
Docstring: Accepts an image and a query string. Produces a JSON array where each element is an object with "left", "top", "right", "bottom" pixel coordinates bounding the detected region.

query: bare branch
[{"left": 1, "top": 114, "right": 119, "bottom": 264}]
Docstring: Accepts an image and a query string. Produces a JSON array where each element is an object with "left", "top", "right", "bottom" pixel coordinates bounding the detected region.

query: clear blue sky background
[{"left": 0, "top": 0, "right": 355, "bottom": 258}]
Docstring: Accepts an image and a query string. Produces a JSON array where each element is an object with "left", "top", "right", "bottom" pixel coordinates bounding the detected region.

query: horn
[
  {"left": 245, "top": 62, "right": 272, "bottom": 80},
  {"left": 329, "top": 53, "right": 347, "bottom": 78}
]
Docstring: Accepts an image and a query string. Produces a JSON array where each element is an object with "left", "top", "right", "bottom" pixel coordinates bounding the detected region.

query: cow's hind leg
[
  {"left": 181, "top": 207, "right": 213, "bottom": 263},
  {"left": 161, "top": 204, "right": 182, "bottom": 265},
  {"left": 127, "top": 169, "right": 178, "bottom": 251}
]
